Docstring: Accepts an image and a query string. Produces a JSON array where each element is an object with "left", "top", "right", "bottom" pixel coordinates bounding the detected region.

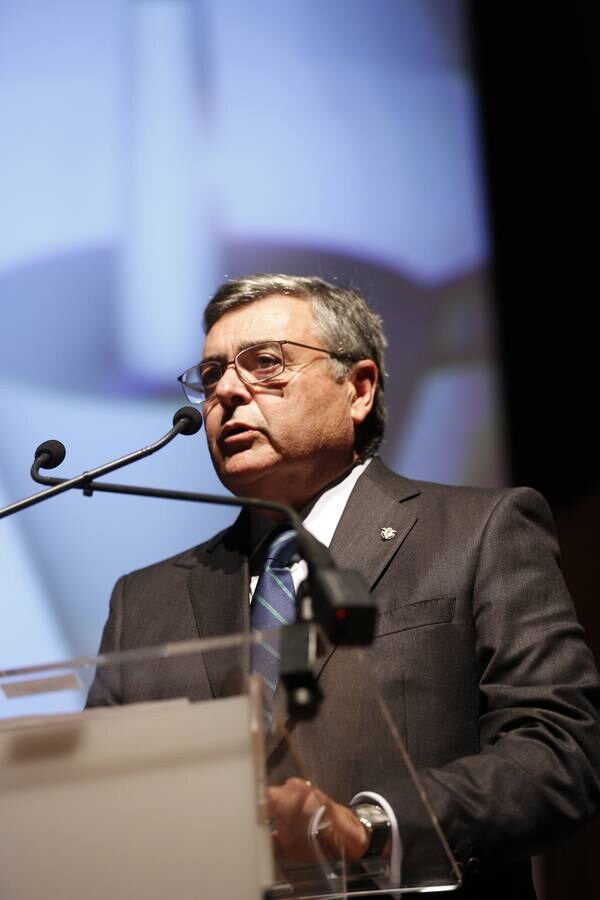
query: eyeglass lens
[{"left": 190, "top": 341, "right": 286, "bottom": 399}]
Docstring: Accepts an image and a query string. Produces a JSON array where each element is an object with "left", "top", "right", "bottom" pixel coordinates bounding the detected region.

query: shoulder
[
  {"left": 362, "top": 457, "right": 554, "bottom": 526},
  {"left": 115, "top": 521, "right": 239, "bottom": 591}
]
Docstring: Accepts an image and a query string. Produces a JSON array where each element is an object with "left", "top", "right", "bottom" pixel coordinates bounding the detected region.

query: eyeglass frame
[{"left": 177, "top": 339, "right": 355, "bottom": 403}]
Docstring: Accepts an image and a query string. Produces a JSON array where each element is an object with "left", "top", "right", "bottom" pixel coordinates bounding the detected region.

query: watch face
[
  {"left": 354, "top": 803, "right": 389, "bottom": 827},
  {"left": 352, "top": 803, "right": 391, "bottom": 858}
]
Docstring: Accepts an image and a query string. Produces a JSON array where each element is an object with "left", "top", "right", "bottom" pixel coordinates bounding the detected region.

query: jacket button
[{"left": 465, "top": 856, "right": 481, "bottom": 876}]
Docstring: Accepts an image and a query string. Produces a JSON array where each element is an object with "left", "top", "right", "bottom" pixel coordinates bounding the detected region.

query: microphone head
[
  {"left": 172, "top": 406, "right": 203, "bottom": 436},
  {"left": 34, "top": 439, "right": 66, "bottom": 469}
]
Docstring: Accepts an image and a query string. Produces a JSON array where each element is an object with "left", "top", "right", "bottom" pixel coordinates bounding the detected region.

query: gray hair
[{"left": 204, "top": 274, "right": 387, "bottom": 459}]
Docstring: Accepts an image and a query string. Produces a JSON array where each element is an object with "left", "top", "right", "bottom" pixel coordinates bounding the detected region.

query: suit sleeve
[
  {"left": 398, "top": 487, "right": 600, "bottom": 870},
  {"left": 85, "top": 574, "right": 126, "bottom": 707}
]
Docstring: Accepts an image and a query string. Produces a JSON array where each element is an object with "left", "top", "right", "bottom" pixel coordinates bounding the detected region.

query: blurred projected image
[{"left": 0, "top": 1, "right": 502, "bottom": 677}]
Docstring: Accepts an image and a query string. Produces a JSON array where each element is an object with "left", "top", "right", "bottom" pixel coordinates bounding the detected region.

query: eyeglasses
[{"left": 178, "top": 339, "right": 352, "bottom": 404}]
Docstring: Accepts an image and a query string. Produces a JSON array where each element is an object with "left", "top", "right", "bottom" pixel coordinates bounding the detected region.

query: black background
[{"left": 469, "top": 3, "right": 600, "bottom": 897}]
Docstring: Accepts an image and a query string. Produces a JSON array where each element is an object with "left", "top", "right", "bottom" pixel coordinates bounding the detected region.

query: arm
[
  {"left": 405, "top": 487, "right": 600, "bottom": 868},
  {"left": 270, "top": 488, "right": 600, "bottom": 878},
  {"left": 85, "top": 574, "right": 125, "bottom": 707}
]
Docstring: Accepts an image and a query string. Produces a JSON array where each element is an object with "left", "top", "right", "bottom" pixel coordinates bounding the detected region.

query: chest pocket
[{"left": 373, "top": 595, "right": 456, "bottom": 637}]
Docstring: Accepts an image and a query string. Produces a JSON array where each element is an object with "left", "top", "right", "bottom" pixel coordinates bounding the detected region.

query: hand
[{"left": 266, "top": 777, "right": 369, "bottom": 863}]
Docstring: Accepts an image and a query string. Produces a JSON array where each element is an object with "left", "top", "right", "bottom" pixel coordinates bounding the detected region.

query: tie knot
[{"left": 263, "top": 528, "right": 298, "bottom": 568}]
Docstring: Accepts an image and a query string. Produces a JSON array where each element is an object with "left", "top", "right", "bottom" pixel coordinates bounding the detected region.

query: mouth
[{"left": 219, "top": 422, "right": 259, "bottom": 447}]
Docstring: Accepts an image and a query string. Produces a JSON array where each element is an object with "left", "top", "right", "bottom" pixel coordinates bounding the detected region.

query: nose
[{"left": 214, "top": 362, "right": 252, "bottom": 407}]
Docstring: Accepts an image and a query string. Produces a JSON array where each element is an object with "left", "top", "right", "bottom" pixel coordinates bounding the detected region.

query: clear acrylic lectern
[{"left": 0, "top": 631, "right": 461, "bottom": 899}]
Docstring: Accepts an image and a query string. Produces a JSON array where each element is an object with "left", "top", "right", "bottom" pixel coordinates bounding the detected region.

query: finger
[{"left": 267, "top": 778, "right": 314, "bottom": 820}]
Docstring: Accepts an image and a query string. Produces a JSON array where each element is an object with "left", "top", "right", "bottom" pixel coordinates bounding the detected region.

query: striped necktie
[{"left": 250, "top": 528, "right": 298, "bottom": 717}]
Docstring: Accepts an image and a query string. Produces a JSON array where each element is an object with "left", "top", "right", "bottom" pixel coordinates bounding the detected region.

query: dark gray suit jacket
[{"left": 88, "top": 459, "right": 600, "bottom": 897}]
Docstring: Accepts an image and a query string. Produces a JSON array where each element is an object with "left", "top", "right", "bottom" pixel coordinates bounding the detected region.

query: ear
[{"left": 348, "top": 359, "right": 378, "bottom": 426}]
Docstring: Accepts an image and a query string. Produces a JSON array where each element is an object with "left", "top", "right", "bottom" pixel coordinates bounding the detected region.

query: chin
[{"left": 217, "top": 451, "right": 280, "bottom": 497}]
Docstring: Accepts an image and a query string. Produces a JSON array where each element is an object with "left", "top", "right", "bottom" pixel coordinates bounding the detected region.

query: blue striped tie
[{"left": 251, "top": 528, "right": 298, "bottom": 720}]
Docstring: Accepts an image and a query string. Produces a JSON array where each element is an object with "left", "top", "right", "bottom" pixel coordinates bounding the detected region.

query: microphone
[
  {"left": 29, "top": 415, "right": 374, "bottom": 645},
  {"left": 172, "top": 406, "right": 203, "bottom": 435},
  {"left": 34, "top": 439, "right": 66, "bottom": 470},
  {"left": 0, "top": 406, "right": 202, "bottom": 521},
  {"left": 32, "top": 440, "right": 375, "bottom": 649},
  {"left": 23, "top": 402, "right": 374, "bottom": 716}
]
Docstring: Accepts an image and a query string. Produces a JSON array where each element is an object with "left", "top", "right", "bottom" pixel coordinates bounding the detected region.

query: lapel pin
[{"left": 380, "top": 526, "right": 397, "bottom": 541}]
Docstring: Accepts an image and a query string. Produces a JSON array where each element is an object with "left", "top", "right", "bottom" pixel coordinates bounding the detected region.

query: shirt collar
[{"left": 248, "top": 458, "right": 372, "bottom": 562}]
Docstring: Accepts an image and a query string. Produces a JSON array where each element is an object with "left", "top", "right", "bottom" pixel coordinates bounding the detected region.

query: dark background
[{"left": 469, "top": 3, "right": 600, "bottom": 897}]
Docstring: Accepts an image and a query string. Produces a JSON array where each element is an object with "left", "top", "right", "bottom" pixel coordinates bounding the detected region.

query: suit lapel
[
  {"left": 310, "top": 458, "right": 418, "bottom": 679},
  {"left": 186, "top": 512, "right": 251, "bottom": 699},
  {"left": 329, "top": 458, "right": 419, "bottom": 587}
]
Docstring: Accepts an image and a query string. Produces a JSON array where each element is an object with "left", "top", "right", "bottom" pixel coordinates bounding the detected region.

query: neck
[{"left": 252, "top": 459, "right": 360, "bottom": 514}]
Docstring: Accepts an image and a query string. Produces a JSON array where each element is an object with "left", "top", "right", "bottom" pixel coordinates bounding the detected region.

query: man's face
[{"left": 201, "top": 295, "right": 363, "bottom": 508}]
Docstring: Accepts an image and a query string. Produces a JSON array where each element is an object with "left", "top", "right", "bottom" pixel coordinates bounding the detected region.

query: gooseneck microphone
[
  {"left": 29, "top": 412, "right": 374, "bottom": 647},
  {"left": 0, "top": 406, "right": 202, "bottom": 521},
  {"left": 31, "top": 477, "right": 373, "bottom": 651},
  {"left": 2, "top": 404, "right": 374, "bottom": 715}
]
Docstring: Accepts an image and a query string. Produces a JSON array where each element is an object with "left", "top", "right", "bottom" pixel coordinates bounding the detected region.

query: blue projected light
[{"left": 0, "top": 1, "right": 501, "bottom": 708}]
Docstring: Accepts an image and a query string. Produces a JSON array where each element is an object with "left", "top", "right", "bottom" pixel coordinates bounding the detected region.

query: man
[{"left": 88, "top": 274, "right": 600, "bottom": 897}]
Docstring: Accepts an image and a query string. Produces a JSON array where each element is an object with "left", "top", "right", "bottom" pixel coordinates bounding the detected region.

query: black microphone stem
[
  {"left": 1, "top": 405, "right": 373, "bottom": 718},
  {"left": 30, "top": 467, "right": 331, "bottom": 569},
  {"left": 0, "top": 417, "right": 192, "bottom": 521},
  {"left": 18, "top": 403, "right": 372, "bottom": 649}
]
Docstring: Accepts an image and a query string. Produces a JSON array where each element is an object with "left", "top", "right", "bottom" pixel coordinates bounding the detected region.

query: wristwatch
[{"left": 352, "top": 802, "right": 391, "bottom": 858}]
